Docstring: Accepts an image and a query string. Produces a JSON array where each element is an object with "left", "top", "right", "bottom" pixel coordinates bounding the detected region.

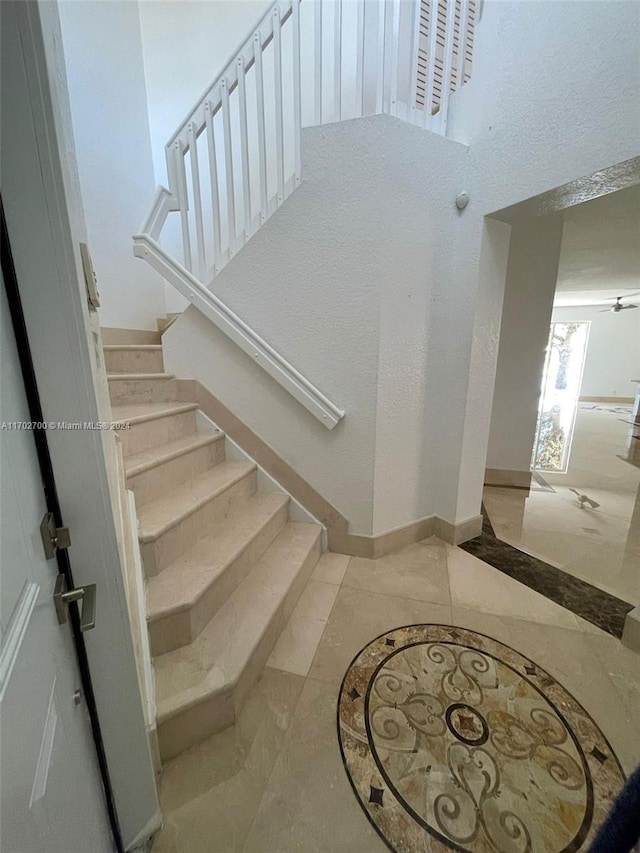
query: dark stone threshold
[{"left": 459, "top": 505, "right": 634, "bottom": 638}]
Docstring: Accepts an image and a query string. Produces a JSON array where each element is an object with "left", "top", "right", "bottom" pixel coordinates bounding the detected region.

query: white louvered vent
[{"left": 416, "top": 0, "right": 476, "bottom": 115}]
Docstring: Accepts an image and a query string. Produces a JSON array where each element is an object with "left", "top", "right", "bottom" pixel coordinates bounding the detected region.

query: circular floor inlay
[{"left": 337, "top": 625, "right": 625, "bottom": 853}]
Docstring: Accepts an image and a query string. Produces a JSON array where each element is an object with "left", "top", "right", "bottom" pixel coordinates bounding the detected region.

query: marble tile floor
[
  {"left": 484, "top": 408, "right": 640, "bottom": 603},
  {"left": 462, "top": 510, "right": 633, "bottom": 637},
  {"left": 152, "top": 539, "right": 640, "bottom": 853}
]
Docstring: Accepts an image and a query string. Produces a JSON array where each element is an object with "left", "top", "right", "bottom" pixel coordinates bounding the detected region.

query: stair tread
[
  {"left": 111, "top": 401, "right": 197, "bottom": 424},
  {"left": 103, "top": 345, "right": 163, "bottom": 352},
  {"left": 147, "top": 492, "right": 289, "bottom": 619},
  {"left": 125, "top": 431, "right": 224, "bottom": 478},
  {"left": 138, "top": 460, "right": 257, "bottom": 542},
  {"left": 107, "top": 372, "right": 174, "bottom": 381},
  {"left": 154, "top": 522, "right": 321, "bottom": 721}
]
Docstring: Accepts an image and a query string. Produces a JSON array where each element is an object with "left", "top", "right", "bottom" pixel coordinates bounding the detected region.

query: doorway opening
[
  {"left": 532, "top": 321, "right": 590, "bottom": 474},
  {"left": 482, "top": 184, "right": 640, "bottom": 614}
]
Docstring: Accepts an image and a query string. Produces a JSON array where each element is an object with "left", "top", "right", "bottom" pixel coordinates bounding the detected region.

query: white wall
[
  {"left": 552, "top": 304, "right": 640, "bottom": 399},
  {"left": 372, "top": 128, "right": 469, "bottom": 532},
  {"left": 148, "top": 0, "right": 639, "bottom": 534},
  {"left": 164, "top": 115, "right": 468, "bottom": 535},
  {"left": 58, "top": 0, "right": 166, "bottom": 329},
  {"left": 448, "top": 0, "right": 640, "bottom": 522},
  {"left": 485, "top": 216, "right": 564, "bottom": 474}
]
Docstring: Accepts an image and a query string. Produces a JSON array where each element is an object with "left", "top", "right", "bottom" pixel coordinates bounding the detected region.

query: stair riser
[
  {"left": 141, "top": 470, "right": 258, "bottom": 577},
  {"left": 104, "top": 349, "right": 164, "bottom": 374},
  {"left": 158, "top": 687, "right": 235, "bottom": 763},
  {"left": 233, "top": 532, "right": 321, "bottom": 714},
  {"left": 120, "top": 410, "right": 197, "bottom": 457},
  {"left": 108, "top": 378, "right": 178, "bottom": 406},
  {"left": 101, "top": 328, "right": 160, "bottom": 345},
  {"left": 128, "top": 439, "right": 225, "bottom": 508},
  {"left": 148, "top": 502, "right": 289, "bottom": 656},
  {"left": 156, "top": 530, "right": 321, "bottom": 761}
]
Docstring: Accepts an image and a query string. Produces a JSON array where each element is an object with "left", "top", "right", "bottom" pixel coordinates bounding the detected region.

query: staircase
[
  {"left": 104, "top": 327, "right": 322, "bottom": 761},
  {"left": 133, "top": 0, "right": 475, "bottom": 429}
]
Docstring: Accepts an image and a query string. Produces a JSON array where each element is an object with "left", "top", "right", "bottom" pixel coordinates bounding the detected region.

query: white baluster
[
  {"left": 375, "top": 0, "right": 385, "bottom": 114},
  {"left": 253, "top": 32, "right": 268, "bottom": 223},
  {"left": 187, "top": 122, "right": 206, "bottom": 278},
  {"left": 333, "top": 0, "right": 342, "bottom": 121},
  {"left": 292, "top": 0, "right": 302, "bottom": 185},
  {"left": 314, "top": 0, "right": 323, "bottom": 124},
  {"left": 355, "top": 0, "right": 365, "bottom": 117},
  {"left": 389, "top": 0, "right": 401, "bottom": 116},
  {"left": 220, "top": 78, "right": 236, "bottom": 255},
  {"left": 273, "top": 7, "right": 285, "bottom": 204},
  {"left": 204, "top": 101, "right": 222, "bottom": 273},
  {"left": 174, "top": 141, "right": 192, "bottom": 272},
  {"left": 237, "top": 56, "right": 252, "bottom": 242}
]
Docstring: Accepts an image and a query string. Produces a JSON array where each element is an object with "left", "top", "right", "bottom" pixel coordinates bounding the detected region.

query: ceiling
[{"left": 554, "top": 185, "right": 640, "bottom": 306}]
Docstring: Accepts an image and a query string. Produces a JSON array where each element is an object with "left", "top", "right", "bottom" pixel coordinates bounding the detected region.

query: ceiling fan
[{"left": 599, "top": 293, "right": 640, "bottom": 313}]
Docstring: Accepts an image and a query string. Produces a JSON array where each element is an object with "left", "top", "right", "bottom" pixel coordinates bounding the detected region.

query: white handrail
[
  {"left": 135, "top": 0, "right": 475, "bottom": 429},
  {"left": 133, "top": 216, "right": 345, "bottom": 429}
]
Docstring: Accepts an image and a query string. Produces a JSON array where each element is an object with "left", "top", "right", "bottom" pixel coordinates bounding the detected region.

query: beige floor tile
[
  {"left": 343, "top": 539, "right": 450, "bottom": 606},
  {"left": 583, "top": 629, "right": 640, "bottom": 762},
  {"left": 483, "top": 408, "right": 640, "bottom": 602},
  {"left": 447, "top": 545, "right": 583, "bottom": 630},
  {"left": 242, "top": 677, "right": 387, "bottom": 853},
  {"left": 308, "top": 584, "right": 452, "bottom": 688},
  {"left": 311, "top": 552, "right": 350, "bottom": 585},
  {"left": 451, "top": 607, "right": 640, "bottom": 774},
  {"left": 267, "top": 579, "right": 340, "bottom": 677},
  {"left": 152, "top": 668, "right": 304, "bottom": 853}
]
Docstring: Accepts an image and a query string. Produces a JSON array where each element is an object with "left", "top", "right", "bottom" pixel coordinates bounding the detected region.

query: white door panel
[{"left": 0, "top": 281, "right": 114, "bottom": 853}]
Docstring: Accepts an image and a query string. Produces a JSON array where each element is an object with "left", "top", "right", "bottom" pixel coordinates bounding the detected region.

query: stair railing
[{"left": 134, "top": 0, "right": 475, "bottom": 428}]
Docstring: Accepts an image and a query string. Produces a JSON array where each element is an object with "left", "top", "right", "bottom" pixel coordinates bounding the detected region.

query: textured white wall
[
  {"left": 485, "top": 217, "right": 564, "bottom": 474},
  {"left": 448, "top": 0, "right": 640, "bottom": 522},
  {"left": 149, "top": 0, "right": 639, "bottom": 534},
  {"left": 164, "top": 116, "right": 468, "bottom": 534},
  {"left": 372, "top": 129, "right": 469, "bottom": 532},
  {"left": 552, "top": 304, "right": 640, "bottom": 398},
  {"left": 58, "top": 0, "right": 166, "bottom": 329}
]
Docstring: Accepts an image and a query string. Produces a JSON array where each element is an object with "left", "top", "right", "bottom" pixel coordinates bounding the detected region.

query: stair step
[
  {"left": 154, "top": 521, "right": 322, "bottom": 760},
  {"left": 103, "top": 345, "right": 164, "bottom": 375},
  {"left": 126, "top": 431, "right": 225, "bottom": 507},
  {"left": 107, "top": 372, "right": 174, "bottom": 381},
  {"left": 101, "top": 327, "right": 161, "bottom": 345},
  {"left": 138, "top": 461, "right": 258, "bottom": 576},
  {"left": 107, "top": 374, "right": 177, "bottom": 405},
  {"left": 147, "top": 492, "right": 290, "bottom": 655},
  {"left": 157, "top": 313, "right": 181, "bottom": 334},
  {"left": 112, "top": 402, "right": 198, "bottom": 457}
]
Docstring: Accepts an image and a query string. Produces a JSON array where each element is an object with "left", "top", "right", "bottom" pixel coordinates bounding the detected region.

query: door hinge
[
  {"left": 53, "top": 574, "right": 97, "bottom": 632},
  {"left": 40, "top": 511, "right": 71, "bottom": 559}
]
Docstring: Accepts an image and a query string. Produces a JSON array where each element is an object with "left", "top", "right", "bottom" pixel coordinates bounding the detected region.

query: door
[
  {"left": 532, "top": 321, "right": 590, "bottom": 473},
  {"left": 1, "top": 2, "right": 159, "bottom": 849},
  {"left": 0, "top": 273, "right": 115, "bottom": 852}
]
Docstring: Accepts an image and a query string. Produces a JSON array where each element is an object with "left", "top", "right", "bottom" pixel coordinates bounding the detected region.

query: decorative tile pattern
[
  {"left": 461, "top": 507, "right": 634, "bottom": 637},
  {"left": 338, "top": 624, "right": 625, "bottom": 853}
]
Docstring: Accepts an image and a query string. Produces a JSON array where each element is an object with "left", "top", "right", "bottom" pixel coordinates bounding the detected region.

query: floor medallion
[{"left": 337, "top": 625, "right": 625, "bottom": 852}]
